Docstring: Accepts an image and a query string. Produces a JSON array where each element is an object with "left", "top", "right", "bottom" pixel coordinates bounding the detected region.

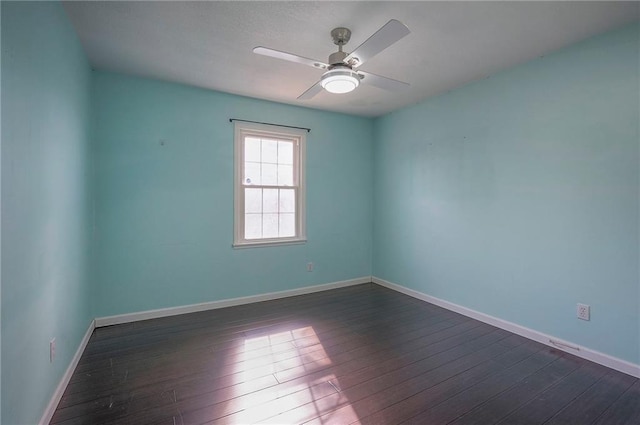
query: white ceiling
[{"left": 62, "top": 1, "right": 639, "bottom": 118}]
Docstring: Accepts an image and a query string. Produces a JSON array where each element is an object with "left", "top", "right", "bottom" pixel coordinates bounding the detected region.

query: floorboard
[{"left": 50, "top": 283, "right": 639, "bottom": 425}]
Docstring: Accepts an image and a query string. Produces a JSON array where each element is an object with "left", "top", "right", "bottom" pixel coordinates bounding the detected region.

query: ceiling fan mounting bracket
[{"left": 330, "top": 27, "right": 351, "bottom": 46}]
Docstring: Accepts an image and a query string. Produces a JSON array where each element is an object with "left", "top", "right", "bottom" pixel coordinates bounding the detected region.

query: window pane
[
  {"left": 278, "top": 164, "right": 293, "bottom": 186},
  {"left": 245, "top": 214, "right": 262, "bottom": 239},
  {"left": 278, "top": 141, "right": 293, "bottom": 165},
  {"left": 263, "top": 214, "right": 279, "bottom": 238},
  {"left": 262, "top": 163, "right": 278, "bottom": 186},
  {"left": 279, "top": 213, "right": 295, "bottom": 237},
  {"left": 262, "top": 139, "right": 278, "bottom": 164},
  {"left": 244, "top": 162, "right": 261, "bottom": 185},
  {"left": 245, "top": 137, "right": 261, "bottom": 162},
  {"left": 263, "top": 189, "right": 278, "bottom": 213},
  {"left": 245, "top": 188, "right": 262, "bottom": 213},
  {"left": 279, "top": 189, "right": 295, "bottom": 213}
]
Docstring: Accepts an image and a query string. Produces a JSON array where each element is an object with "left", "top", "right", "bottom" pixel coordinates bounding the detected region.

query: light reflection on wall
[{"left": 227, "top": 325, "right": 360, "bottom": 424}]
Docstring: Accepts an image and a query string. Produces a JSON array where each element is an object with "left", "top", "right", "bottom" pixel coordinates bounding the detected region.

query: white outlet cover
[{"left": 577, "top": 303, "right": 590, "bottom": 321}]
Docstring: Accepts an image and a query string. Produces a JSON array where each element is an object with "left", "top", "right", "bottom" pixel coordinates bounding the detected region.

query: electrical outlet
[
  {"left": 306, "top": 262, "right": 314, "bottom": 272},
  {"left": 50, "top": 338, "right": 56, "bottom": 363},
  {"left": 577, "top": 303, "right": 590, "bottom": 321}
]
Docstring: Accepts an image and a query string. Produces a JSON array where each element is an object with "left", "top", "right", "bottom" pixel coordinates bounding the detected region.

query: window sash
[
  {"left": 241, "top": 134, "right": 299, "bottom": 187},
  {"left": 240, "top": 186, "right": 299, "bottom": 240}
]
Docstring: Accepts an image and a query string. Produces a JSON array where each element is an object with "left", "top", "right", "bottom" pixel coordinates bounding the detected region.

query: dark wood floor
[{"left": 51, "top": 283, "right": 639, "bottom": 425}]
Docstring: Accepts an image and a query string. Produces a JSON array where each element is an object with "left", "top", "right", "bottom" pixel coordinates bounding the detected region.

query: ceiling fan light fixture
[{"left": 320, "top": 68, "right": 360, "bottom": 94}]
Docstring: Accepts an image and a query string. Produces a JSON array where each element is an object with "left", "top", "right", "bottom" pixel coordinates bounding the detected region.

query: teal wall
[
  {"left": 91, "top": 72, "right": 373, "bottom": 317},
  {"left": 1, "top": 2, "right": 93, "bottom": 424},
  {"left": 0, "top": 2, "right": 4, "bottom": 423},
  {"left": 373, "top": 24, "right": 639, "bottom": 365},
  {"left": 0, "top": 2, "right": 3, "bottom": 422}
]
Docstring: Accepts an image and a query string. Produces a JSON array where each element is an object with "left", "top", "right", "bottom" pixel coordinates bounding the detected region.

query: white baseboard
[
  {"left": 372, "top": 276, "right": 640, "bottom": 378},
  {"left": 95, "top": 276, "right": 372, "bottom": 327},
  {"left": 45, "top": 274, "right": 636, "bottom": 425},
  {"left": 39, "top": 319, "right": 96, "bottom": 425}
]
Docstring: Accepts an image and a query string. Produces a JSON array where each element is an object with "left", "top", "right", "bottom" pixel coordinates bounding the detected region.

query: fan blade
[
  {"left": 358, "top": 70, "right": 409, "bottom": 92},
  {"left": 253, "top": 47, "right": 329, "bottom": 70},
  {"left": 297, "top": 81, "right": 323, "bottom": 100},
  {"left": 345, "top": 19, "right": 410, "bottom": 68}
]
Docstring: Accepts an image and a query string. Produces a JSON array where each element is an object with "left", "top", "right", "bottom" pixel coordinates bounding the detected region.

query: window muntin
[{"left": 234, "top": 122, "right": 306, "bottom": 247}]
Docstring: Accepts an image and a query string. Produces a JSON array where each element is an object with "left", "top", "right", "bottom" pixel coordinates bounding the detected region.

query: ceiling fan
[{"left": 253, "top": 19, "right": 411, "bottom": 99}]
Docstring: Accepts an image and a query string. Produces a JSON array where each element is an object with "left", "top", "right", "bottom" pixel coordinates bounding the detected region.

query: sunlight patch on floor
[{"left": 228, "top": 325, "right": 360, "bottom": 424}]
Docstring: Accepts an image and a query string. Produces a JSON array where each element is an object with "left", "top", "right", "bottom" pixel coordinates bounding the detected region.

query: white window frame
[{"left": 233, "top": 121, "right": 307, "bottom": 248}]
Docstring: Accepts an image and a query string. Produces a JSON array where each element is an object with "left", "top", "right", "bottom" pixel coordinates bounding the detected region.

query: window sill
[{"left": 233, "top": 238, "right": 307, "bottom": 249}]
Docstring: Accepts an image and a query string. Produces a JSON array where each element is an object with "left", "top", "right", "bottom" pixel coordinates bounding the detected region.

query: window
[{"left": 234, "top": 122, "right": 306, "bottom": 247}]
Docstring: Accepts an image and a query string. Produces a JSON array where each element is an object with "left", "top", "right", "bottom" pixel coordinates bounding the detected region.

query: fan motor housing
[{"left": 328, "top": 50, "right": 348, "bottom": 66}]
